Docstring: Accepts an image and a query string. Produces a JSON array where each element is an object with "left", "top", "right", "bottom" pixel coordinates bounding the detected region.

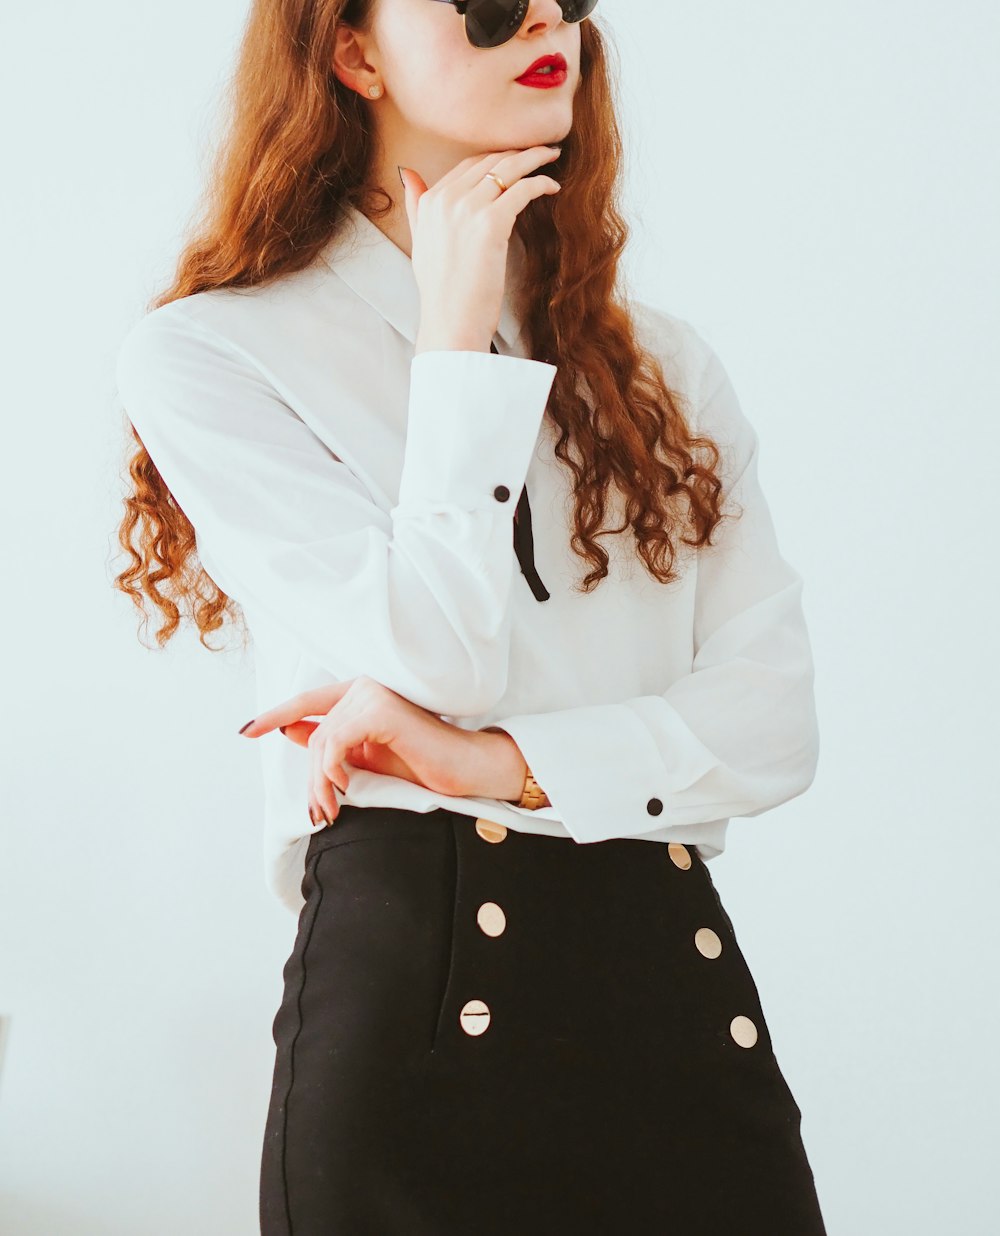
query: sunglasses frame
[{"left": 426, "top": 0, "right": 598, "bottom": 50}]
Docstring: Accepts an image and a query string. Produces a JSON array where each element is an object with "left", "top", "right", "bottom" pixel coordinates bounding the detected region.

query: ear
[{"left": 331, "top": 22, "right": 376, "bottom": 95}]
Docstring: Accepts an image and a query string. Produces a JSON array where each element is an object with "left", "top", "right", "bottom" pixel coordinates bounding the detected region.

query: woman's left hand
[{"left": 238, "top": 675, "right": 478, "bottom": 825}]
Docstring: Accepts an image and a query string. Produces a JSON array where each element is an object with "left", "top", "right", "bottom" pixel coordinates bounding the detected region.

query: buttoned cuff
[
  {"left": 484, "top": 698, "right": 722, "bottom": 845},
  {"left": 398, "top": 350, "right": 558, "bottom": 512}
]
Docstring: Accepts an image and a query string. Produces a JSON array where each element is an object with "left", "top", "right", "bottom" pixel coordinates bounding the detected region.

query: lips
[{"left": 516, "top": 53, "right": 567, "bottom": 81}]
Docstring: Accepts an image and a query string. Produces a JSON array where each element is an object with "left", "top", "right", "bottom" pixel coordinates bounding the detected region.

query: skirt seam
[
  {"left": 278, "top": 850, "right": 326, "bottom": 1236},
  {"left": 429, "top": 816, "right": 460, "bottom": 1052}
]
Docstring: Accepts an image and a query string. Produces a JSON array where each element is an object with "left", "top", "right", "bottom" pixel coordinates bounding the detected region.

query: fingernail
[
  {"left": 397, "top": 164, "right": 405, "bottom": 186},
  {"left": 308, "top": 805, "right": 320, "bottom": 827},
  {"left": 238, "top": 719, "right": 254, "bottom": 734},
  {"left": 279, "top": 725, "right": 287, "bottom": 735}
]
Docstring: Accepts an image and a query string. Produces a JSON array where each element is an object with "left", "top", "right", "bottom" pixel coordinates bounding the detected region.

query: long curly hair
[{"left": 114, "top": 0, "right": 727, "bottom": 653}]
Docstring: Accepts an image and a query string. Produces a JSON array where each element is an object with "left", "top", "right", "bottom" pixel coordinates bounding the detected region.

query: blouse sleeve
[
  {"left": 115, "top": 305, "right": 557, "bottom": 717},
  {"left": 480, "top": 339, "right": 820, "bottom": 842}
]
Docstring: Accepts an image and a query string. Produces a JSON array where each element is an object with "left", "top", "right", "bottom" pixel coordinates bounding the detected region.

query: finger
[
  {"left": 278, "top": 719, "right": 320, "bottom": 749},
  {"left": 322, "top": 731, "right": 352, "bottom": 796},
  {"left": 311, "top": 756, "right": 338, "bottom": 825},
  {"left": 240, "top": 682, "right": 352, "bottom": 737},
  {"left": 350, "top": 740, "right": 421, "bottom": 783},
  {"left": 458, "top": 145, "right": 561, "bottom": 194},
  {"left": 343, "top": 741, "right": 372, "bottom": 771},
  {"left": 419, "top": 150, "right": 511, "bottom": 196},
  {"left": 399, "top": 166, "right": 426, "bottom": 233},
  {"left": 307, "top": 793, "right": 327, "bottom": 830},
  {"left": 444, "top": 147, "right": 548, "bottom": 191},
  {"left": 306, "top": 691, "right": 368, "bottom": 820},
  {"left": 308, "top": 728, "right": 341, "bottom": 823},
  {"left": 490, "top": 174, "right": 562, "bottom": 219}
]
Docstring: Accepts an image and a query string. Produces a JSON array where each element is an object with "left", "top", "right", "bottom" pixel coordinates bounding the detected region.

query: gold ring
[{"left": 484, "top": 170, "right": 509, "bottom": 194}]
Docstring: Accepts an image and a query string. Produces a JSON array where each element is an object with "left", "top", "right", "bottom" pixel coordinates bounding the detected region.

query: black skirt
[{"left": 259, "top": 804, "right": 826, "bottom": 1234}]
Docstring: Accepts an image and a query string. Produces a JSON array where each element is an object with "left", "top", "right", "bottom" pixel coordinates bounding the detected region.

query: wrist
[
  {"left": 453, "top": 726, "right": 528, "bottom": 802},
  {"left": 414, "top": 333, "right": 490, "bottom": 356}
]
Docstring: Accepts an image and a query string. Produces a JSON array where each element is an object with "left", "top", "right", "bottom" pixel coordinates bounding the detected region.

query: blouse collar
[{"left": 319, "top": 203, "right": 528, "bottom": 355}]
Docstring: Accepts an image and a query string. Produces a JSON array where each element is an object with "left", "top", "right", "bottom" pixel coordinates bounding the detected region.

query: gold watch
[{"left": 519, "top": 765, "right": 551, "bottom": 810}]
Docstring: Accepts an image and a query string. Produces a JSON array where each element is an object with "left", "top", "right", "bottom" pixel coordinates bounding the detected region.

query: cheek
[{"left": 383, "top": 20, "right": 504, "bottom": 108}]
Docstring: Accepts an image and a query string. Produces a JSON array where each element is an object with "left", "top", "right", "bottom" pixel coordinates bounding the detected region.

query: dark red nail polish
[
  {"left": 279, "top": 725, "right": 287, "bottom": 735},
  {"left": 238, "top": 719, "right": 254, "bottom": 734}
]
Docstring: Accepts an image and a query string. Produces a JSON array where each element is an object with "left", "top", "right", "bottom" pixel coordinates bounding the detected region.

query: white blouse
[{"left": 115, "top": 205, "right": 820, "bottom": 915}]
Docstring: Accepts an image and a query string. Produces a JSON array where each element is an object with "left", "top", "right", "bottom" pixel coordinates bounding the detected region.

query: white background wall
[{"left": 2, "top": 1, "right": 997, "bottom": 1231}]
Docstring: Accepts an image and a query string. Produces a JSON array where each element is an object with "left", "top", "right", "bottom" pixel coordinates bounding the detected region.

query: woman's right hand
[{"left": 399, "top": 146, "right": 562, "bottom": 355}]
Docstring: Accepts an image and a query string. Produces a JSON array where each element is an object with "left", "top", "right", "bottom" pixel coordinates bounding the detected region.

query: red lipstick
[{"left": 515, "top": 53, "right": 568, "bottom": 89}]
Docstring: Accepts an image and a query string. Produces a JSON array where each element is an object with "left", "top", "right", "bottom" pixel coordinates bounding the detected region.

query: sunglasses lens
[
  {"left": 466, "top": 0, "right": 529, "bottom": 49},
  {"left": 465, "top": 0, "right": 598, "bottom": 49},
  {"left": 558, "top": 0, "right": 599, "bottom": 19}
]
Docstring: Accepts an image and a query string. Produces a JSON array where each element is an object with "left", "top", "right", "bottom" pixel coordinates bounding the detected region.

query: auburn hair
[{"left": 114, "top": 0, "right": 727, "bottom": 652}]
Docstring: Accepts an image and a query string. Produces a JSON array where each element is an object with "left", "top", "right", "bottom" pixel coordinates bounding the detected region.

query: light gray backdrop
[{"left": 1, "top": 0, "right": 997, "bottom": 1232}]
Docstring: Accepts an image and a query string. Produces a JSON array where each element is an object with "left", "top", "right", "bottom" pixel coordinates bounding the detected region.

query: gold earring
[{"left": 367, "top": 84, "right": 382, "bottom": 98}]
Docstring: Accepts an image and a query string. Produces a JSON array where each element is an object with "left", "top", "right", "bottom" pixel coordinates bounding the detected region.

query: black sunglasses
[{"left": 427, "top": 0, "right": 599, "bottom": 50}]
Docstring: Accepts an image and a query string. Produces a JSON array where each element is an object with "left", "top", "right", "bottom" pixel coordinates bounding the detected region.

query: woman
[{"left": 114, "top": 0, "right": 827, "bottom": 1231}]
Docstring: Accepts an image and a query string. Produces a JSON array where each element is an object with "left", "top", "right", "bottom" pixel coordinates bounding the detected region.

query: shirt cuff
[
  {"left": 483, "top": 701, "right": 709, "bottom": 845},
  {"left": 398, "top": 350, "right": 558, "bottom": 512}
]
